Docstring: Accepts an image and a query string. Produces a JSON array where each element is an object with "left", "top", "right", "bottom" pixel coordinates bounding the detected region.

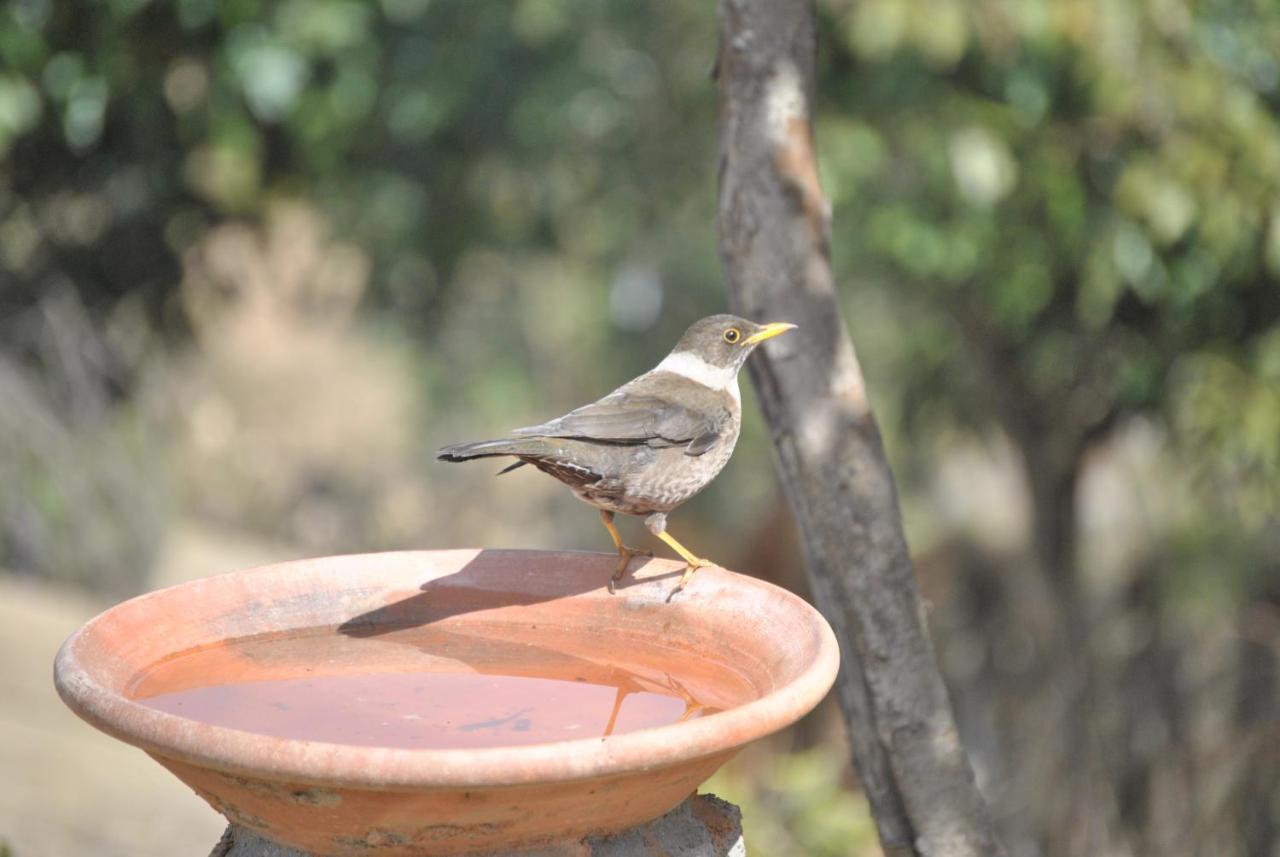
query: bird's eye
[{"left": 723, "top": 327, "right": 741, "bottom": 344}]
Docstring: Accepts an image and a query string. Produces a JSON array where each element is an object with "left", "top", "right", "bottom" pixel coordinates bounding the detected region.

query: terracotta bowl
[{"left": 54, "top": 550, "right": 839, "bottom": 856}]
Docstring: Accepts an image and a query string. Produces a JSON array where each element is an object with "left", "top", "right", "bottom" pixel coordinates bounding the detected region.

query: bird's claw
[
  {"left": 666, "top": 558, "right": 712, "bottom": 601},
  {"left": 608, "top": 546, "right": 652, "bottom": 594}
]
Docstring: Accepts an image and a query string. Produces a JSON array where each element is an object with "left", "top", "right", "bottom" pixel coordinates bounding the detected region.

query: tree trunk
[{"left": 714, "top": 2, "right": 1005, "bottom": 855}]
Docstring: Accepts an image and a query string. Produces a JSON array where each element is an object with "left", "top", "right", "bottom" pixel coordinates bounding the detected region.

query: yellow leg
[
  {"left": 599, "top": 510, "right": 650, "bottom": 593},
  {"left": 656, "top": 530, "right": 712, "bottom": 592}
]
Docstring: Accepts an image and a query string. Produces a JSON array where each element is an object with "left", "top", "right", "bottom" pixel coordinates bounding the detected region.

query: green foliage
[
  {"left": 0, "top": 0, "right": 721, "bottom": 325},
  {"left": 815, "top": 0, "right": 1280, "bottom": 520},
  {"left": 1173, "top": 338, "right": 1280, "bottom": 522}
]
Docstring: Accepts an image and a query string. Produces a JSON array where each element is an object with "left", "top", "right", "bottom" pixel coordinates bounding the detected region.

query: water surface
[{"left": 129, "top": 622, "right": 756, "bottom": 749}]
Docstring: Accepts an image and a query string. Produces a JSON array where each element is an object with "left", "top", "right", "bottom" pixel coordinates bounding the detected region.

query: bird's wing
[{"left": 511, "top": 392, "right": 725, "bottom": 455}]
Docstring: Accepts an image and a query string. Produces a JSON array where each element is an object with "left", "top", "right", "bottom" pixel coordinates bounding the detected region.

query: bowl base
[{"left": 212, "top": 793, "right": 744, "bottom": 857}]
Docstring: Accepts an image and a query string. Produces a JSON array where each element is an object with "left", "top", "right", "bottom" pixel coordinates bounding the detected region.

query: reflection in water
[{"left": 129, "top": 622, "right": 752, "bottom": 749}]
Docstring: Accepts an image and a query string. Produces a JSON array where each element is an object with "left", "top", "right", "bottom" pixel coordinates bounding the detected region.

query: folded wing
[{"left": 511, "top": 392, "right": 724, "bottom": 457}]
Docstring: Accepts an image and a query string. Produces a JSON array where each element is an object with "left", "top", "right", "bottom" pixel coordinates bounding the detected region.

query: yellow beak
[{"left": 742, "top": 321, "right": 798, "bottom": 347}]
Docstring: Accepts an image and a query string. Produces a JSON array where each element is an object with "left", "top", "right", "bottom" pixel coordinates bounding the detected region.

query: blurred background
[{"left": 1, "top": 0, "right": 1278, "bottom": 855}]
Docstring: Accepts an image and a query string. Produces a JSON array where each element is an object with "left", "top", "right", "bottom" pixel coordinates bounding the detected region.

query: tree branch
[{"left": 714, "top": 2, "right": 1005, "bottom": 855}]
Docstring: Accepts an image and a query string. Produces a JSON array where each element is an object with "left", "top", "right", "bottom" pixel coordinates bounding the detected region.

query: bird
[{"left": 437, "top": 314, "right": 796, "bottom": 594}]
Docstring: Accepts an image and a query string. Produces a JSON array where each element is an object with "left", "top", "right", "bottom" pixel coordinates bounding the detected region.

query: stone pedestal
[{"left": 210, "top": 794, "right": 744, "bottom": 857}]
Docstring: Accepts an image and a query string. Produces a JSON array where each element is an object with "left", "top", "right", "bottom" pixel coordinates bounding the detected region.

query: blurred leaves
[
  {"left": 1173, "top": 344, "right": 1280, "bottom": 523},
  {"left": 0, "top": 74, "right": 41, "bottom": 153},
  {"left": 816, "top": 0, "right": 1280, "bottom": 525},
  {"left": 0, "top": 0, "right": 721, "bottom": 325}
]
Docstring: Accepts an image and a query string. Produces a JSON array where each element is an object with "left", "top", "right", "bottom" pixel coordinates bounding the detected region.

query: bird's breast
[{"left": 618, "top": 423, "right": 740, "bottom": 513}]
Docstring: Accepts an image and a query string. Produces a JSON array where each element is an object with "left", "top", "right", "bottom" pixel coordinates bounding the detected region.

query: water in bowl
[{"left": 128, "top": 622, "right": 757, "bottom": 750}]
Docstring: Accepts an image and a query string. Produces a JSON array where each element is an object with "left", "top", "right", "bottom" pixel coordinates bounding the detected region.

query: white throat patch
[{"left": 654, "top": 351, "right": 741, "bottom": 403}]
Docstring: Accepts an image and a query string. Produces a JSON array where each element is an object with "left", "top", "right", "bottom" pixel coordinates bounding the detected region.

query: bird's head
[
  {"left": 664, "top": 314, "right": 797, "bottom": 375},
  {"left": 651, "top": 314, "right": 797, "bottom": 394}
]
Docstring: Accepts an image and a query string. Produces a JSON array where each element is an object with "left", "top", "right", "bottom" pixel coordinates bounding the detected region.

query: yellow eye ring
[{"left": 723, "top": 328, "right": 741, "bottom": 344}]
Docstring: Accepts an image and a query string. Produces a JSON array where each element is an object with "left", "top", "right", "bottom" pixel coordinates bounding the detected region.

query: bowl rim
[{"left": 54, "top": 549, "right": 840, "bottom": 789}]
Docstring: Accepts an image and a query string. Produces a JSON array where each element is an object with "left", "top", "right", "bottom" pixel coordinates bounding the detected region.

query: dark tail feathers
[{"left": 437, "top": 437, "right": 546, "bottom": 463}]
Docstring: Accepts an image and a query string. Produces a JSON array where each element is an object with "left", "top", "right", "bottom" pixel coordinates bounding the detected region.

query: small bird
[{"left": 438, "top": 314, "right": 796, "bottom": 593}]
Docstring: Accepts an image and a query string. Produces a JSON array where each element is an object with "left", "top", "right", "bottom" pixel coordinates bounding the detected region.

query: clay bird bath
[{"left": 54, "top": 549, "right": 839, "bottom": 856}]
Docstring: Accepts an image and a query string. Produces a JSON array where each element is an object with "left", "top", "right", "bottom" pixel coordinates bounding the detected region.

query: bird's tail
[{"left": 436, "top": 437, "right": 548, "bottom": 463}]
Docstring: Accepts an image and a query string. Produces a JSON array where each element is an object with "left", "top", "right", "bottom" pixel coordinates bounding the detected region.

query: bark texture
[{"left": 714, "top": 2, "right": 1005, "bottom": 855}]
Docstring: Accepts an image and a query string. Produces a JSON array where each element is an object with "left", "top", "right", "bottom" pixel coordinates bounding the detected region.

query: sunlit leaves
[
  {"left": 1173, "top": 347, "right": 1280, "bottom": 522},
  {"left": 949, "top": 126, "right": 1018, "bottom": 207},
  {"left": 0, "top": 75, "right": 41, "bottom": 154},
  {"left": 226, "top": 25, "right": 310, "bottom": 122}
]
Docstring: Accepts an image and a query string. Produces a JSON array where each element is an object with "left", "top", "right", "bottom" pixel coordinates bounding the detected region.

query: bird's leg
[
  {"left": 645, "top": 513, "right": 711, "bottom": 594},
  {"left": 657, "top": 531, "right": 712, "bottom": 589},
  {"left": 599, "top": 510, "right": 650, "bottom": 593}
]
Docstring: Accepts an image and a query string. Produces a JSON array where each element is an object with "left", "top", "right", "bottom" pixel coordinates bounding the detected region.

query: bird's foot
[
  {"left": 667, "top": 557, "right": 712, "bottom": 600},
  {"left": 608, "top": 546, "right": 652, "bottom": 594}
]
